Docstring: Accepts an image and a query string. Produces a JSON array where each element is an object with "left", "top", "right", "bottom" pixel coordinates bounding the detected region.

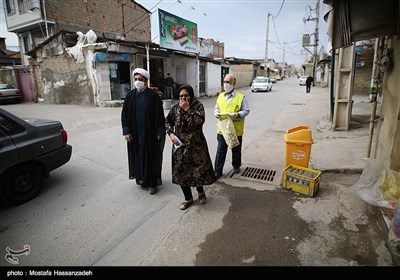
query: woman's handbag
[{"left": 217, "top": 118, "right": 240, "bottom": 149}]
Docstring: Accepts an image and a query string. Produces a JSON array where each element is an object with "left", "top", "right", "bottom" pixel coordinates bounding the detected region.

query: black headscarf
[{"left": 178, "top": 84, "right": 195, "bottom": 105}]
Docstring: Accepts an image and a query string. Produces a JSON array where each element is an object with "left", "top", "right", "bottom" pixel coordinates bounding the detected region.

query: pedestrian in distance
[
  {"left": 166, "top": 84, "right": 216, "bottom": 210},
  {"left": 306, "top": 75, "right": 314, "bottom": 93},
  {"left": 214, "top": 73, "right": 250, "bottom": 179},
  {"left": 165, "top": 73, "right": 175, "bottom": 99},
  {"left": 121, "top": 68, "right": 166, "bottom": 195}
]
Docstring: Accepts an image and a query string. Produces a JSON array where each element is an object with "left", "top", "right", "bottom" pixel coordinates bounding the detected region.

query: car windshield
[
  {"left": 254, "top": 78, "right": 268, "bottom": 83},
  {"left": 0, "top": 84, "right": 14, "bottom": 89}
]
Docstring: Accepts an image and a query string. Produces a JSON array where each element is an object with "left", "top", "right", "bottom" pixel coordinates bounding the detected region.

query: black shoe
[
  {"left": 156, "top": 178, "right": 162, "bottom": 186},
  {"left": 149, "top": 187, "right": 157, "bottom": 195},
  {"left": 215, "top": 172, "right": 222, "bottom": 179},
  {"left": 138, "top": 180, "right": 146, "bottom": 188},
  {"left": 233, "top": 167, "right": 240, "bottom": 174}
]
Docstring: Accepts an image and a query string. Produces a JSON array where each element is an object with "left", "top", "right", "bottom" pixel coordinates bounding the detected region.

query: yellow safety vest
[{"left": 216, "top": 91, "right": 245, "bottom": 136}]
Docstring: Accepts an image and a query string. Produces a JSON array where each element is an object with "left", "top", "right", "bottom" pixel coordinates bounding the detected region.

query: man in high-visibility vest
[{"left": 214, "top": 73, "right": 250, "bottom": 179}]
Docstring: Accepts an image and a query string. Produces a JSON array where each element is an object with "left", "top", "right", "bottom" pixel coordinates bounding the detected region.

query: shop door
[
  {"left": 18, "top": 71, "right": 35, "bottom": 102},
  {"left": 199, "top": 64, "right": 206, "bottom": 96},
  {"left": 109, "top": 62, "right": 130, "bottom": 100},
  {"left": 143, "top": 57, "right": 164, "bottom": 90},
  {"left": 176, "top": 66, "right": 186, "bottom": 88}
]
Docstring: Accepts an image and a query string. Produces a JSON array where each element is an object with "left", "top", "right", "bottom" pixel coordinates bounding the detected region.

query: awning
[{"left": 323, "top": 0, "right": 399, "bottom": 50}]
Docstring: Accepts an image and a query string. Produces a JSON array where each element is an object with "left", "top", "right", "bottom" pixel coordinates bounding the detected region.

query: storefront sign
[
  {"left": 158, "top": 9, "right": 199, "bottom": 53},
  {"left": 94, "top": 52, "right": 131, "bottom": 62},
  {"left": 355, "top": 45, "right": 364, "bottom": 53}
]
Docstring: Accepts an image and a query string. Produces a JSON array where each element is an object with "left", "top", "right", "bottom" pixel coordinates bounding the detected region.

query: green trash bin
[{"left": 284, "top": 125, "right": 313, "bottom": 168}]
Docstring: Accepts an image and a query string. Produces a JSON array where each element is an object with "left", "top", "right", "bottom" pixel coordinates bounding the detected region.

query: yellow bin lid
[{"left": 284, "top": 125, "right": 314, "bottom": 144}]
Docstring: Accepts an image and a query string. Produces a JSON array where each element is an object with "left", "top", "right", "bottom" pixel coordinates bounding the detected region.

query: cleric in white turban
[
  {"left": 121, "top": 66, "right": 166, "bottom": 195},
  {"left": 132, "top": 68, "right": 150, "bottom": 80}
]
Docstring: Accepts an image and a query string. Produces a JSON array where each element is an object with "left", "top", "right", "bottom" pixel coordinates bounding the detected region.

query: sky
[
  {"left": 0, "top": 0, "right": 330, "bottom": 67},
  {"left": 136, "top": 0, "right": 330, "bottom": 67}
]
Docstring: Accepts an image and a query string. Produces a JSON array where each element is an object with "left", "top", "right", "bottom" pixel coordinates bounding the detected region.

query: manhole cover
[{"left": 229, "top": 164, "right": 282, "bottom": 185}]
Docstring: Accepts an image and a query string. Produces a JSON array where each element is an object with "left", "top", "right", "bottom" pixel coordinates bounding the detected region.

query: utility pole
[
  {"left": 302, "top": 0, "right": 319, "bottom": 86},
  {"left": 283, "top": 42, "right": 286, "bottom": 64},
  {"left": 264, "top": 13, "right": 271, "bottom": 77},
  {"left": 313, "top": 0, "right": 320, "bottom": 86}
]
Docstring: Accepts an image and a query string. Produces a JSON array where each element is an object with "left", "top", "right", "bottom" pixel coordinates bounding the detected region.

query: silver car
[
  {"left": 251, "top": 77, "right": 272, "bottom": 92},
  {"left": 0, "top": 84, "right": 21, "bottom": 103}
]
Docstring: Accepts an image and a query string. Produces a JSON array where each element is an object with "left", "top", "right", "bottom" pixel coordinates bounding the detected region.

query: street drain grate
[
  {"left": 229, "top": 165, "right": 282, "bottom": 185},
  {"left": 241, "top": 166, "right": 276, "bottom": 181}
]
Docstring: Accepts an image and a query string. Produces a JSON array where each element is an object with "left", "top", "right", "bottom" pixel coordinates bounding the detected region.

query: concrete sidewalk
[
  {"left": 239, "top": 84, "right": 395, "bottom": 265},
  {"left": 245, "top": 83, "right": 375, "bottom": 172}
]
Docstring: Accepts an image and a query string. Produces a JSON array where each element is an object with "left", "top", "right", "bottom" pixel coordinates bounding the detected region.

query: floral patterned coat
[{"left": 166, "top": 99, "right": 216, "bottom": 187}]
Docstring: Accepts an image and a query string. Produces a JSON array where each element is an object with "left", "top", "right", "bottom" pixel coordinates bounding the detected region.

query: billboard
[{"left": 158, "top": 9, "right": 199, "bottom": 53}]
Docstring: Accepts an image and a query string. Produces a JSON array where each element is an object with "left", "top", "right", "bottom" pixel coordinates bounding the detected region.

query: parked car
[
  {"left": 0, "top": 84, "right": 21, "bottom": 104},
  {"left": 0, "top": 108, "right": 72, "bottom": 205},
  {"left": 270, "top": 76, "right": 277, "bottom": 83},
  {"left": 299, "top": 76, "right": 308, "bottom": 86},
  {"left": 251, "top": 77, "right": 272, "bottom": 92}
]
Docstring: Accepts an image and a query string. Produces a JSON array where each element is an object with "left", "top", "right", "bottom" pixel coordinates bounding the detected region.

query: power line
[
  {"left": 271, "top": 16, "right": 281, "bottom": 47},
  {"left": 271, "top": 0, "right": 285, "bottom": 18},
  {"left": 123, "top": 0, "right": 163, "bottom": 33}
]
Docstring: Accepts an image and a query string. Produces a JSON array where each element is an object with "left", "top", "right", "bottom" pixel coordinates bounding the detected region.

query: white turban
[{"left": 132, "top": 68, "right": 150, "bottom": 80}]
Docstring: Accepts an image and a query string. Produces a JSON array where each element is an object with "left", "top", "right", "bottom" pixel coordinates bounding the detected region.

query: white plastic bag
[
  {"left": 350, "top": 158, "right": 400, "bottom": 209},
  {"left": 217, "top": 118, "right": 239, "bottom": 149},
  {"left": 86, "top": 30, "right": 97, "bottom": 44},
  {"left": 173, "top": 136, "right": 184, "bottom": 149},
  {"left": 66, "top": 31, "right": 86, "bottom": 63}
]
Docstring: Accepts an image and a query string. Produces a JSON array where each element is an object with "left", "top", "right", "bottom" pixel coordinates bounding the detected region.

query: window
[
  {"left": 0, "top": 114, "right": 25, "bottom": 135},
  {"left": 23, "top": 35, "right": 31, "bottom": 52},
  {"left": 5, "top": 0, "right": 16, "bottom": 14},
  {"left": 18, "top": 0, "right": 39, "bottom": 13}
]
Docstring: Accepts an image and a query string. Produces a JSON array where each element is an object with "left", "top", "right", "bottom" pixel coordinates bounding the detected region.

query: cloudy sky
[
  {"left": 0, "top": 0, "right": 330, "bottom": 67},
  {"left": 136, "top": 0, "right": 330, "bottom": 67}
]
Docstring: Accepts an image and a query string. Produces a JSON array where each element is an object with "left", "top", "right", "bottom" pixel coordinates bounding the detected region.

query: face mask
[
  {"left": 224, "top": 83, "right": 234, "bottom": 93},
  {"left": 134, "top": 81, "right": 146, "bottom": 92}
]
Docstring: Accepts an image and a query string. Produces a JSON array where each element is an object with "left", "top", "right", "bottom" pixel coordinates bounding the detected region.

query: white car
[
  {"left": 299, "top": 76, "right": 308, "bottom": 86},
  {"left": 251, "top": 77, "right": 272, "bottom": 92},
  {"left": 0, "top": 84, "right": 21, "bottom": 103}
]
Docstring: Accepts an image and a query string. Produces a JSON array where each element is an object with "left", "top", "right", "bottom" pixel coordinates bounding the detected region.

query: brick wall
[
  {"left": 45, "top": 0, "right": 151, "bottom": 42},
  {"left": 36, "top": 54, "right": 93, "bottom": 105}
]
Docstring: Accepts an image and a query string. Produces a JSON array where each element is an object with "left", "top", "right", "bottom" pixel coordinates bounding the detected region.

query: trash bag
[
  {"left": 86, "top": 29, "right": 97, "bottom": 44},
  {"left": 66, "top": 31, "right": 86, "bottom": 63},
  {"left": 217, "top": 118, "right": 239, "bottom": 149},
  {"left": 350, "top": 158, "right": 400, "bottom": 210}
]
